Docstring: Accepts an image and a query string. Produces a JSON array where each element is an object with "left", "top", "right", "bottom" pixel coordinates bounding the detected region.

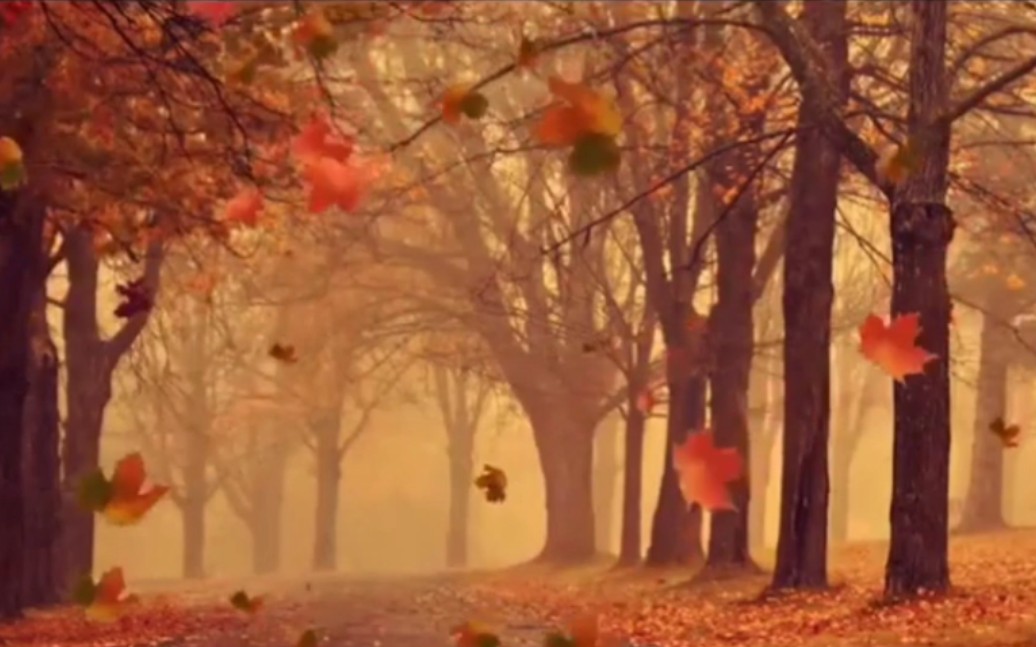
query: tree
[
  {"left": 431, "top": 363, "right": 493, "bottom": 568},
  {"left": 756, "top": 0, "right": 1036, "bottom": 595}
]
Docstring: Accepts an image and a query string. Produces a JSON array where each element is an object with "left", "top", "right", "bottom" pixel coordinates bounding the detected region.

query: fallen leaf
[
  {"left": 229, "top": 590, "right": 264, "bottom": 614},
  {"left": 1006, "top": 273, "right": 1026, "bottom": 291},
  {"left": 857, "top": 313, "right": 937, "bottom": 382},
  {"left": 672, "top": 429, "right": 743, "bottom": 512},
  {"left": 451, "top": 621, "right": 501, "bottom": 647},
  {"left": 297, "top": 628, "right": 319, "bottom": 647},
  {"left": 989, "top": 417, "right": 1021, "bottom": 448},
  {"left": 474, "top": 465, "right": 507, "bottom": 503},
  {"left": 269, "top": 343, "right": 298, "bottom": 363}
]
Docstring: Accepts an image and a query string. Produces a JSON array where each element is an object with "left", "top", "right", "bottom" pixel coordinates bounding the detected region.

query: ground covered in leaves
[{"left": 5, "top": 531, "right": 1036, "bottom": 647}]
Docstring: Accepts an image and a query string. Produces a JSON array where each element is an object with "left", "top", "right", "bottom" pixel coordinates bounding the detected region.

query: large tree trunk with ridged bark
[
  {"left": 0, "top": 194, "right": 46, "bottom": 618},
  {"left": 22, "top": 282, "right": 62, "bottom": 606},
  {"left": 533, "top": 410, "right": 596, "bottom": 563},
  {"left": 884, "top": 0, "right": 954, "bottom": 598}
]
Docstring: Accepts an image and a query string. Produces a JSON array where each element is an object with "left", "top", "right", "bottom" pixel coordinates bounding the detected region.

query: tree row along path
[{"left": 2, "top": 533, "right": 1035, "bottom": 647}]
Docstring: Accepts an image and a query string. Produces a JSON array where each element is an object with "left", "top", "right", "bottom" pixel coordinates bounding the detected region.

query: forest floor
[{"left": 3, "top": 530, "right": 1036, "bottom": 647}]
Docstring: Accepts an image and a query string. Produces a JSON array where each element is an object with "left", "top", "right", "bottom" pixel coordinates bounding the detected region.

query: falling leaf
[
  {"left": 269, "top": 343, "right": 298, "bottom": 363},
  {"left": 297, "top": 629, "right": 319, "bottom": 647},
  {"left": 229, "top": 590, "right": 264, "bottom": 614},
  {"left": 114, "top": 278, "right": 153, "bottom": 319},
  {"left": 185, "top": 1, "right": 238, "bottom": 26},
  {"left": 293, "top": 8, "right": 339, "bottom": 60},
  {"left": 0, "top": 136, "right": 26, "bottom": 190},
  {"left": 534, "top": 76, "right": 621, "bottom": 147},
  {"left": 672, "top": 429, "right": 743, "bottom": 512},
  {"left": 518, "top": 36, "right": 540, "bottom": 70},
  {"left": 635, "top": 387, "right": 658, "bottom": 415},
  {"left": 876, "top": 138, "right": 921, "bottom": 187},
  {"left": 474, "top": 464, "right": 507, "bottom": 503},
  {"left": 989, "top": 417, "right": 1021, "bottom": 448},
  {"left": 441, "top": 84, "right": 489, "bottom": 124},
  {"left": 0, "top": 1, "right": 32, "bottom": 27},
  {"left": 73, "top": 568, "right": 140, "bottom": 622},
  {"left": 293, "top": 115, "right": 354, "bottom": 164},
  {"left": 103, "top": 453, "right": 170, "bottom": 525},
  {"left": 857, "top": 313, "right": 937, "bottom": 382},
  {"left": 302, "top": 156, "right": 374, "bottom": 214},
  {"left": 451, "top": 621, "right": 501, "bottom": 647},
  {"left": 568, "top": 132, "right": 621, "bottom": 176},
  {"left": 224, "top": 188, "right": 263, "bottom": 227}
]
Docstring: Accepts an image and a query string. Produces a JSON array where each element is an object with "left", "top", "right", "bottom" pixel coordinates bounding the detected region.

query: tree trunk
[
  {"left": 593, "top": 415, "right": 621, "bottom": 555},
  {"left": 957, "top": 313, "right": 1009, "bottom": 531},
  {"left": 748, "top": 367, "right": 779, "bottom": 553},
  {"left": 312, "top": 420, "right": 341, "bottom": 572},
  {"left": 704, "top": 177, "right": 759, "bottom": 572},
  {"left": 771, "top": 0, "right": 847, "bottom": 591},
  {"left": 61, "top": 230, "right": 114, "bottom": 583},
  {"left": 1, "top": 195, "right": 46, "bottom": 617},
  {"left": 180, "top": 426, "right": 208, "bottom": 579},
  {"left": 645, "top": 376, "right": 705, "bottom": 566},
  {"left": 830, "top": 366, "right": 881, "bottom": 543},
  {"left": 251, "top": 447, "right": 287, "bottom": 575},
  {"left": 532, "top": 412, "right": 596, "bottom": 563},
  {"left": 180, "top": 497, "right": 205, "bottom": 579},
  {"left": 22, "top": 286, "right": 61, "bottom": 606},
  {"left": 884, "top": 0, "right": 953, "bottom": 599},
  {"left": 617, "top": 403, "right": 647, "bottom": 566},
  {"left": 446, "top": 441, "right": 473, "bottom": 568}
]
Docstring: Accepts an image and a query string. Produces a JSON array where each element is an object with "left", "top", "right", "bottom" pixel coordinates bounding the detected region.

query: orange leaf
[
  {"left": 186, "top": 1, "right": 238, "bottom": 26},
  {"left": 568, "top": 614, "right": 598, "bottom": 647},
  {"left": 441, "top": 84, "right": 472, "bottom": 125},
  {"left": 103, "top": 453, "right": 168, "bottom": 525},
  {"left": 533, "top": 77, "right": 621, "bottom": 147},
  {"left": 224, "top": 188, "right": 263, "bottom": 227},
  {"left": 672, "top": 429, "right": 743, "bottom": 512},
  {"left": 857, "top": 313, "right": 937, "bottom": 382},
  {"left": 303, "top": 157, "right": 374, "bottom": 214},
  {"left": 293, "top": 115, "right": 354, "bottom": 164},
  {"left": 86, "top": 568, "right": 139, "bottom": 622}
]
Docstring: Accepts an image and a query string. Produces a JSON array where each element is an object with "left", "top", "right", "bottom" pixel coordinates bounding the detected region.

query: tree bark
[
  {"left": 748, "top": 366, "right": 779, "bottom": 552},
  {"left": 770, "top": 0, "right": 848, "bottom": 591},
  {"left": 61, "top": 227, "right": 161, "bottom": 583},
  {"left": 884, "top": 0, "right": 954, "bottom": 599},
  {"left": 250, "top": 446, "right": 287, "bottom": 575},
  {"left": 446, "top": 445, "right": 473, "bottom": 568},
  {"left": 180, "top": 496, "right": 206, "bottom": 580},
  {"left": 0, "top": 194, "right": 46, "bottom": 617},
  {"left": 704, "top": 172, "right": 760, "bottom": 572},
  {"left": 645, "top": 376, "right": 705, "bottom": 566},
  {"left": 957, "top": 313, "right": 1009, "bottom": 531},
  {"left": 532, "top": 410, "right": 596, "bottom": 563},
  {"left": 312, "top": 414, "right": 341, "bottom": 572},
  {"left": 617, "top": 403, "right": 647, "bottom": 566},
  {"left": 830, "top": 365, "right": 882, "bottom": 543},
  {"left": 22, "top": 282, "right": 61, "bottom": 606},
  {"left": 593, "top": 415, "right": 621, "bottom": 555}
]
